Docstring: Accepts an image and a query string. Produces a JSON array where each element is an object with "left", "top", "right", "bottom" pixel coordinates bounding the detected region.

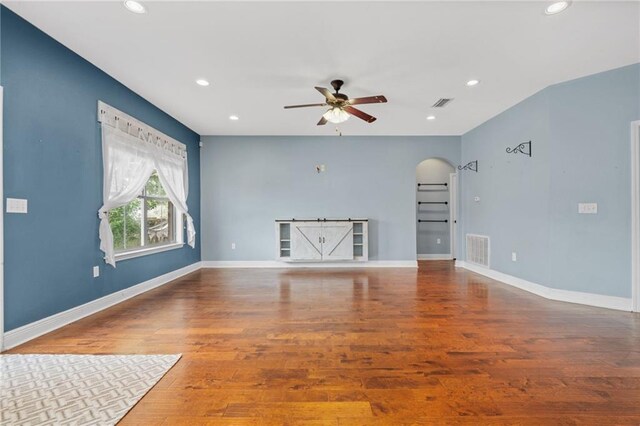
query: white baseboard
[
  {"left": 418, "top": 254, "right": 453, "bottom": 260},
  {"left": 202, "top": 260, "right": 418, "bottom": 268},
  {"left": 455, "top": 260, "right": 632, "bottom": 311},
  {"left": 3, "top": 262, "right": 202, "bottom": 351}
]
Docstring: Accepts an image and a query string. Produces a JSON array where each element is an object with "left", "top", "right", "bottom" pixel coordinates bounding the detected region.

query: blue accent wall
[
  {"left": 200, "top": 135, "right": 460, "bottom": 261},
  {"left": 1, "top": 7, "right": 201, "bottom": 331},
  {"left": 460, "top": 63, "right": 640, "bottom": 298}
]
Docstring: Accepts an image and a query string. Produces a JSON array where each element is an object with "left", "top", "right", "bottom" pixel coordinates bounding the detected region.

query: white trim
[
  {"left": 0, "top": 87, "right": 4, "bottom": 351},
  {"left": 449, "top": 172, "right": 458, "bottom": 260},
  {"left": 632, "top": 120, "right": 640, "bottom": 312},
  {"left": 417, "top": 254, "right": 452, "bottom": 260},
  {"left": 114, "top": 242, "right": 184, "bottom": 262},
  {"left": 3, "top": 262, "right": 201, "bottom": 350},
  {"left": 202, "top": 260, "right": 418, "bottom": 269},
  {"left": 455, "top": 260, "right": 632, "bottom": 312}
]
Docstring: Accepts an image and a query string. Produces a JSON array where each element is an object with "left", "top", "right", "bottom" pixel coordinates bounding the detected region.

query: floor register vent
[{"left": 466, "top": 234, "right": 490, "bottom": 267}]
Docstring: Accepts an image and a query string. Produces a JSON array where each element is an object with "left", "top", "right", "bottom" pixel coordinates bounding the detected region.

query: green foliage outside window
[
  {"left": 108, "top": 172, "right": 175, "bottom": 252},
  {"left": 109, "top": 199, "right": 142, "bottom": 251}
]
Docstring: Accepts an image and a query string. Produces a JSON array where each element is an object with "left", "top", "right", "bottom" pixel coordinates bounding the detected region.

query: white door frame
[
  {"left": 631, "top": 120, "right": 640, "bottom": 312},
  {"left": 0, "top": 86, "right": 4, "bottom": 351},
  {"left": 449, "top": 172, "right": 458, "bottom": 260}
]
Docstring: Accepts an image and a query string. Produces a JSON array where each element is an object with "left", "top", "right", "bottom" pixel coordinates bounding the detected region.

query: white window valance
[
  {"left": 97, "top": 101, "right": 196, "bottom": 266},
  {"left": 98, "top": 101, "right": 187, "bottom": 159}
]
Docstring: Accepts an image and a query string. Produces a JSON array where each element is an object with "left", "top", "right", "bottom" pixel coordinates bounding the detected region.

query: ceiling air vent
[{"left": 432, "top": 98, "right": 453, "bottom": 108}]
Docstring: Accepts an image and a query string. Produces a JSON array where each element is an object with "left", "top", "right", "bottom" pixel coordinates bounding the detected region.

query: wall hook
[
  {"left": 506, "top": 140, "right": 532, "bottom": 157},
  {"left": 458, "top": 160, "right": 478, "bottom": 172}
]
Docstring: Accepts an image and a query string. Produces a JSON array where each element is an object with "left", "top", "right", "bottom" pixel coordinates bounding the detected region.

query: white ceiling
[{"left": 5, "top": 1, "right": 639, "bottom": 136}]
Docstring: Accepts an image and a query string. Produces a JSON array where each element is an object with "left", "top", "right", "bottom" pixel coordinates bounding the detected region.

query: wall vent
[
  {"left": 466, "top": 234, "right": 490, "bottom": 268},
  {"left": 432, "top": 98, "right": 454, "bottom": 108}
]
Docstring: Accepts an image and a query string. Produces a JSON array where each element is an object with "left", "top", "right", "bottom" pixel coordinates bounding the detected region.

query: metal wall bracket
[
  {"left": 506, "top": 140, "right": 532, "bottom": 157},
  {"left": 458, "top": 160, "right": 478, "bottom": 172}
]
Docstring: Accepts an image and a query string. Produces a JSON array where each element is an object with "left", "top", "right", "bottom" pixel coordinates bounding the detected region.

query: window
[{"left": 108, "top": 172, "right": 182, "bottom": 258}]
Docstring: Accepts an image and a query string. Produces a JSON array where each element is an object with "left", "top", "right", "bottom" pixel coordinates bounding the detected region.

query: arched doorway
[{"left": 416, "top": 158, "right": 457, "bottom": 261}]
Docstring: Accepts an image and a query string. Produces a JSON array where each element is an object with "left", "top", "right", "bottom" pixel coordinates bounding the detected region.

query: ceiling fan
[{"left": 284, "top": 79, "right": 387, "bottom": 126}]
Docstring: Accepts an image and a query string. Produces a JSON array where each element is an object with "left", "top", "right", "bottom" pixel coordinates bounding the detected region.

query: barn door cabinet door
[
  {"left": 290, "top": 223, "right": 323, "bottom": 261},
  {"left": 321, "top": 222, "right": 354, "bottom": 261}
]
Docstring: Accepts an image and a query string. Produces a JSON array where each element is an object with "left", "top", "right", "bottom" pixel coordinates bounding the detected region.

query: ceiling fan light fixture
[{"left": 323, "top": 107, "right": 350, "bottom": 124}]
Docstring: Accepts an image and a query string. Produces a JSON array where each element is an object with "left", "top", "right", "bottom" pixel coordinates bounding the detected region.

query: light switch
[
  {"left": 93, "top": 266, "right": 100, "bottom": 278},
  {"left": 578, "top": 203, "right": 598, "bottom": 214},
  {"left": 6, "top": 198, "right": 28, "bottom": 214}
]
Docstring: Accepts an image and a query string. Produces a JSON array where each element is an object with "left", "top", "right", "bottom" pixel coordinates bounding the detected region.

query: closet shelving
[{"left": 417, "top": 182, "right": 449, "bottom": 224}]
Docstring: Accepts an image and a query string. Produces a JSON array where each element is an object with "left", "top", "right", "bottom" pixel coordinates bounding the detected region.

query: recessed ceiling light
[
  {"left": 427, "top": 115, "right": 436, "bottom": 120},
  {"left": 545, "top": 1, "right": 571, "bottom": 15},
  {"left": 124, "top": 0, "right": 146, "bottom": 14},
  {"left": 466, "top": 79, "right": 480, "bottom": 87},
  {"left": 195, "top": 79, "right": 210, "bottom": 87},
  {"left": 229, "top": 115, "right": 239, "bottom": 121}
]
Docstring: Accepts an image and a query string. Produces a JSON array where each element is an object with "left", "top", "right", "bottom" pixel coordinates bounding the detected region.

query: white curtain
[{"left": 98, "top": 123, "right": 196, "bottom": 266}]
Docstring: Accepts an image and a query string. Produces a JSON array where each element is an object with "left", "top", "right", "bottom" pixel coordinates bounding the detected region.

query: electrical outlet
[
  {"left": 6, "top": 198, "right": 28, "bottom": 213},
  {"left": 93, "top": 266, "right": 100, "bottom": 278},
  {"left": 578, "top": 203, "right": 598, "bottom": 214},
  {"left": 231, "top": 242, "right": 236, "bottom": 250},
  {"left": 512, "top": 252, "right": 517, "bottom": 262},
  {"left": 437, "top": 238, "right": 441, "bottom": 244}
]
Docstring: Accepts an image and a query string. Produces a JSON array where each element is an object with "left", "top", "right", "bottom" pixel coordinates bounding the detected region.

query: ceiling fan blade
[
  {"left": 284, "top": 103, "right": 327, "bottom": 109},
  {"left": 343, "top": 106, "right": 377, "bottom": 123},
  {"left": 347, "top": 95, "right": 387, "bottom": 105},
  {"left": 317, "top": 117, "right": 328, "bottom": 126},
  {"left": 315, "top": 86, "right": 337, "bottom": 102}
]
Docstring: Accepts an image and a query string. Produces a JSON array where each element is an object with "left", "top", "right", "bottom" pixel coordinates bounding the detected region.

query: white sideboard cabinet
[{"left": 275, "top": 219, "right": 368, "bottom": 262}]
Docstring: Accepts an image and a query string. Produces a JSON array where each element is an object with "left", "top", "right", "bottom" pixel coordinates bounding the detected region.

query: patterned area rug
[{"left": 0, "top": 354, "right": 181, "bottom": 425}]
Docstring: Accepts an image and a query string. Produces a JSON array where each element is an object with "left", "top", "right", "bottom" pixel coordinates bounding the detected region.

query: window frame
[{"left": 111, "top": 173, "right": 184, "bottom": 262}]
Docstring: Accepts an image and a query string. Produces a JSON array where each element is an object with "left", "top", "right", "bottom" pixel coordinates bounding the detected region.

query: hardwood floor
[{"left": 8, "top": 261, "right": 640, "bottom": 424}]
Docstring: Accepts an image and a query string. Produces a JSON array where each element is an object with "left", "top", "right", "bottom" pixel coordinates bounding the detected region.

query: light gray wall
[
  {"left": 416, "top": 158, "right": 454, "bottom": 255},
  {"left": 460, "top": 63, "right": 640, "bottom": 298},
  {"left": 200, "top": 136, "right": 461, "bottom": 261}
]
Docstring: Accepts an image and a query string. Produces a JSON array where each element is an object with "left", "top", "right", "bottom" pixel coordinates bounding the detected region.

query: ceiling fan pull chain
[{"left": 335, "top": 126, "right": 342, "bottom": 137}]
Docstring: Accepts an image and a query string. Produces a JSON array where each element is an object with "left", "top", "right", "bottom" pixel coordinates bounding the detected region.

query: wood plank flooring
[{"left": 7, "top": 261, "right": 640, "bottom": 424}]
